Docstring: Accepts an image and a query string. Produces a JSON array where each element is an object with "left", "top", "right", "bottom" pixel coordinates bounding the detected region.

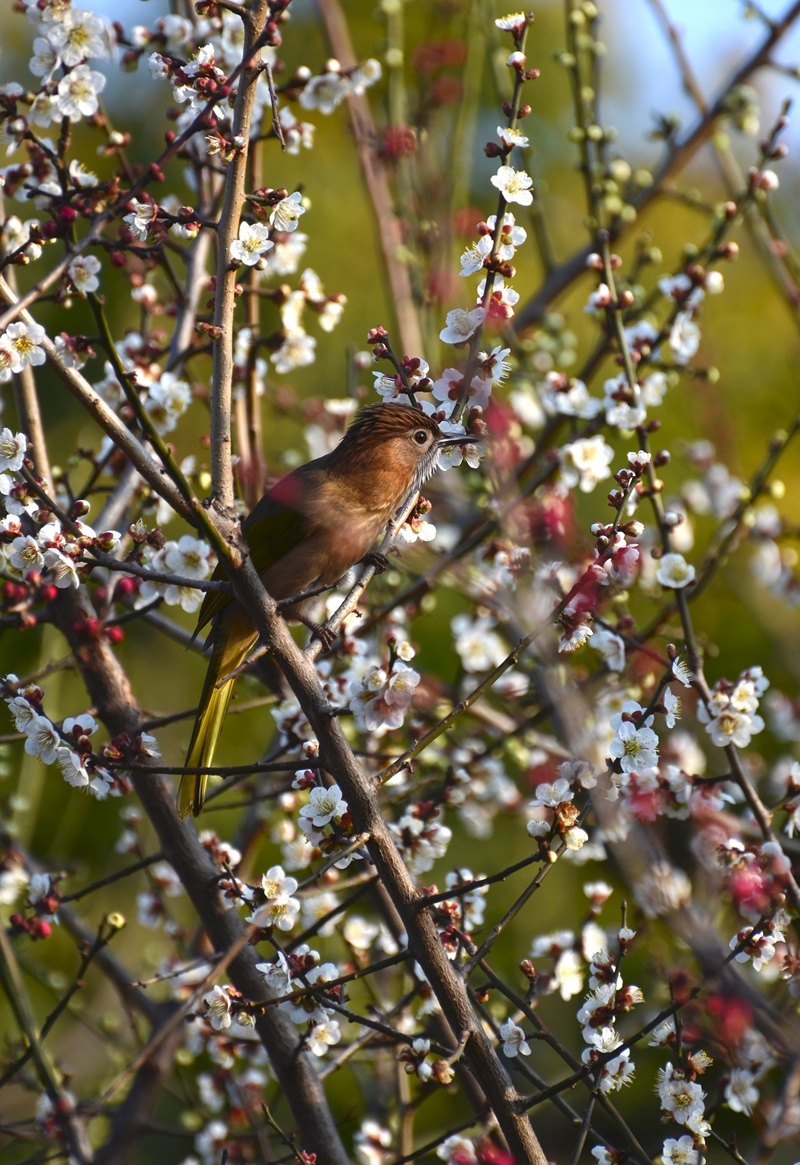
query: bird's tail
[{"left": 177, "top": 621, "right": 257, "bottom": 818}]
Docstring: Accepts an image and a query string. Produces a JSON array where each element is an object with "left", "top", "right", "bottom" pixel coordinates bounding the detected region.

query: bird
[{"left": 177, "top": 401, "right": 466, "bottom": 818}]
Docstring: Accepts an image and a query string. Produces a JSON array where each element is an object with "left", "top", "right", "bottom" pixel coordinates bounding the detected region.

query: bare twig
[{"left": 210, "top": 1, "right": 272, "bottom": 516}]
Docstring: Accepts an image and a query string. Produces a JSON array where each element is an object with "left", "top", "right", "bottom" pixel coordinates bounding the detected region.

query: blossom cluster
[
  {"left": 205, "top": 942, "right": 343, "bottom": 1062},
  {"left": 1, "top": 674, "right": 158, "bottom": 800},
  {"left": 697, "top": 665, "right": 768, "bottom": 749},
  {"left": 364, "top": 14, "right": 540, "bottom": 473},
  {"left": 577, "top": 927, "right": 640, "bottom": 1093},
  {"left": 135, "top": 533, "right": 215, "bottom": 614}
]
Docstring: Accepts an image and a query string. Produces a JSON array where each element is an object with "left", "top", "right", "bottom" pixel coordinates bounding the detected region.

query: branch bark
[
  {"left": 209, "top": 1, "right": 271, "bottom": 514},
  {"left": 222, "top": 550, "right": 549, "bottom": 1164},
  {"left": 48, "top": 583, "right": 350, "bottom": 1165}
]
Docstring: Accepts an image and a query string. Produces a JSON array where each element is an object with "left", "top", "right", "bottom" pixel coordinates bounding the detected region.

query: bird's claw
[
  {"left": 311, "top": 623, "right": 337, "bottom": 652},
  {"left": 362, "top": 550, "right": 390, "bottom": 574}
]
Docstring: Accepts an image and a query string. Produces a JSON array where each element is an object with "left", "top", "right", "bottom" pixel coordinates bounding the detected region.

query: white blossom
[
  {"left": 47, "top": 9, "right": 110, "bottom": 66},
  {"left": 657, "top": 553, "right": 696, "bottom": 589},
  {"left": 231, "top": 221, "right": 274, "bottom": 266},
  {"left": 599, "top": 1048, "right": 635, "bottom": 1092},
  {"left": 307, "top": 1018, "right": 341, "bottom": 1056},
  {"left": 451, "top": 614, "right": 507, "bottom": 672},
  {"left": 56, "top": 64, "right": 106, "bottom": 121},
  {"left": 544, "top": 375, "right": 603, "bottom": 419},
  {"left": 439, "top": 306, "right": 485, "bottom": 345},
  {"left": 459, "top": 235, "right": 492, "bottom": 276},
  {"left": 4, "top": 322, "right": 46, "bottom": 371},
  {"left": 662, "top": 1135, "right": 702, "bottom": 1165},
  {"left": 247, "top": 865, "right": 301, "bottom": 931},
  {"left": 29, "top": 36, "right": 60, "bottom": 78},
  {"left": 669, "top": 312, "right": 700, "bottom": 365},
  {"left": 124, "top": 199, "right": 157, "bottom": 242},
  {"left": 56, "top": 746, "right": 90, "bottom": 788},
  {"left": 529, "top": 777, "right": 573, "bottom": 808},
  {"left": 663, "top": 687, "right": 681, "bottom": 728},
  {"left": 724, "top": 1068, "right": 759, "bottom": 1115},
  {"left": 437, "top": 1135, "right": 477, "bottom": 1164},
  {"left": 204, "top": 984, "right": 232, "bottom": 1031},
  {"left": 299, "top": 785, "right": 348, "bottom": 829},
  {"left": 486, "top": 212, "right": 527, "bottom": 259},
  {"left": 3, "top": 217, "right": 43, "bottom": 262},
  {"left": 9, "top": 535, "right": 44, "bottom": 575},
  {"left": 637, "top": 863, "right": 691, "bottom": 917},
  {"left": 144, "top": 373, "right": 192, "bottom": 436},
  {"left": 388, "top": 814, "right": 452, "bottom": 876},
  {"left": 349, "top": 662, "right": 420, "bottom": 734},
  {"left": 496, "top": 12, "right": 526, "bottom": 31},
  {"left": 277, "top": 107, "right": 315, "bottom": 155},
  {"left": 490, "top": 165, "right": 533, "bottom": 206},
  {"left": 147, "top": 52, "right": 170, "bottom": 81},
  {"left": 270, "top": 192, "right": 306, "bottom": 233},
  {"left": 560, "top": 436, "right": 614, "bottom": 493},
  {"left": 657, "top": 1063, "right": 706, "bottom": 1126},
  {"left": 299, "top": 71, "right": 351, "bottom": 114},
  {"left": 262, "top": 231, "right": 308, "bottom": 276},
  {"left": 591, "top": 629, "right": 625, "bottom": 672},
  {"left": 271, "top": 330, "right": 316, "bottom": 373},
  {"left": 499, "top": 1019, "right": 530, "bottom": 1056},
  {"left": 6, "top": 694, "right": 37, "bottom": 733},
  {"left": 498, "top": 125, "right": 530, "bottom": 149},
  {"left": 0, "top": 429, "right": 27, "bottom": 472},
  {"left": 609, "top": 719, "right": 659, "bottom": 773},
  {"left": 350, "top": 58, "right": 382, "bottom": 93},
  {"left": 67, "top": 254, "right": 101, "bottom": 294},
  {"left": 24, "top": 714, "right": 61, "bottom": 764}
]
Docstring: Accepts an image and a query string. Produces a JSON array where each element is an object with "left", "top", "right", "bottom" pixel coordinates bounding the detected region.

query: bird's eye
[{"left": 413, "top": 430, "right": 429, "bottom": 446}]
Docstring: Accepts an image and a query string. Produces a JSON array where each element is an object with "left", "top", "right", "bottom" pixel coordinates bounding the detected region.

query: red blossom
[
  {"left": 626, "top": 784, "right": 664, "bottom": 822},
  {"left": 429, "top": 75, "right": 463, "bottom": 106},
  {"left": 705, "top": 993, "right": 753, "bottom": 1048},
  {"left": 378, "top": 124, "right": 417, "bottom": 162},
  {"left": 477, "top": 1142, "right": 515, "bottom": 1165},
  {"left": 412, "top": 39, "right": 467, "bottom": 75},
  {"left": 729, "top": 866, "right": 772, "bottom": 913}
]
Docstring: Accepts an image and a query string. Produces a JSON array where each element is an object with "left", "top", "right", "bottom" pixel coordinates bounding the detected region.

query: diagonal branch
[
  {"left": 218, "top": 546, "right": 549, "bottom": 1164},
  {"left": 47, "top": 582, "right": 350, "bottom": 1165}
]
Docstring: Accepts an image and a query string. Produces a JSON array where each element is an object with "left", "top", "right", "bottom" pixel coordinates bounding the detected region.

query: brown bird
[{"left": 178, "top": 402, "right": 465, "bottom": 818}]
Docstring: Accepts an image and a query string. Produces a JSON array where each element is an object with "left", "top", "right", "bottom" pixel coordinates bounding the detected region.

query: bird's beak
[{"left": 438, "top": 433, "right": 476, "bottom": 447}]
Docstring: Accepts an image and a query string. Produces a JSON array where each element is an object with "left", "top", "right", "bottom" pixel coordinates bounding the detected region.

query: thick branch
[
  {"left": 224, "top": 555, "right": 548, "bottom": 1164},
  {"left": 48, "top": 584, "right": 349, "bottom": 1165}
]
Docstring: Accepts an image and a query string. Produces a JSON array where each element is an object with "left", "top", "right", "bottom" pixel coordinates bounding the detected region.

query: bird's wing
[{"left": 193, "top": 468, "right": 318, "bottom": 637}]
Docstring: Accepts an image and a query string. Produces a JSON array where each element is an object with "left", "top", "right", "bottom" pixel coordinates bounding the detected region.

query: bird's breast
[
  {"left": 261, "top": 480, "right": 400, "bottom": 600},
  {"left": 308, "top": 498, "right": 395, "bottom": 583}
]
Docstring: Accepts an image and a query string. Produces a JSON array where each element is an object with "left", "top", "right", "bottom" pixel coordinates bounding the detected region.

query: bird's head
[{"left": 332, "top": 402, "right": 468, "bottom": 494}]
